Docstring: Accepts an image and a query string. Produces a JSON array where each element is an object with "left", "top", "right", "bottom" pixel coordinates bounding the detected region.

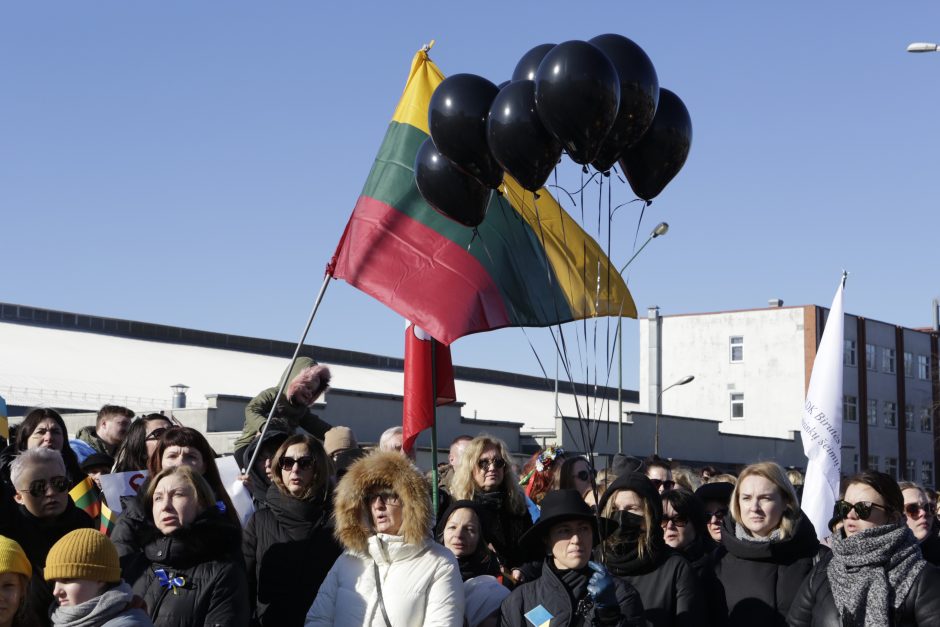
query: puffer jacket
[
  {"left": 713, "top": 513, "right": 821, "bottom": 627},
  {"left": 243, "top": 485, "right": 342, "bottom": 626},
  {"left": 123, "top": 508, "right": 248, "bottom": 627},
  {"left": 305, "top": 452, "right": 464, "bottom": 627},
  {"left": 499, "top": 559, "right": 645, "bottom": 627},
  {"left": 786, "top": 551, "right": 940, "bottom": 627}
]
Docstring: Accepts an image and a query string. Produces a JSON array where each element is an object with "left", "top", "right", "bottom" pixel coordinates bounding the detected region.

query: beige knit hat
[
  {"left": 0, "top": 535, "right": 31, "bottom": 579},
  {"left": 323, "top": 426, "right": 358, "bottom": 456},
  {"left": 44, "top": 529, "right": 121, "bottom": 583}
]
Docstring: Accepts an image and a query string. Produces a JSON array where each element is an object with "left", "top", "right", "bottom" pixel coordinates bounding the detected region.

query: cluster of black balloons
[{"left": 414, "top": 34, "right": 693, "bottom": 228}]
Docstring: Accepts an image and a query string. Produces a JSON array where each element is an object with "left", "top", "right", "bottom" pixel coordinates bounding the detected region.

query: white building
[{"left": 639, "top": 301, "right": 940, "bottom": 486}]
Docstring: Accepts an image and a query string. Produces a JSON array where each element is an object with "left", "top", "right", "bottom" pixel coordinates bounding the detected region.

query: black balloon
[
  {"left": 428, "top": 73, "right": 503, "bottom": 189},
  {"left": 534, "top": 40, "right": 620, "bottom": 165},
  {"left": 618, "top": 88, "right": 692, "bottom": 202},
  {"left": 487, "top": 80, "right": 563, "bottom": 192},
  {"left": 588, "top": 34, "right": 659, "bottom": 172},
  {"left": 414, "top": 138, "right": 491, "bottom": 227},
  {"left": 511, "top": 43, "right": 555, "bottom": 82}
]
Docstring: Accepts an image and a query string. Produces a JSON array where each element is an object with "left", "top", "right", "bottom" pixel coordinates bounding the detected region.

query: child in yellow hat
[
  {"left": 44, "top": 529, "right": 152, "bottom": 627},
  {"left": 0, "top": 535, "right": 31, "bottom": 627}
]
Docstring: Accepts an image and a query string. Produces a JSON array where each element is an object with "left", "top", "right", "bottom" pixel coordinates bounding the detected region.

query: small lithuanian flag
[{"left": 70, "top": 476, "right": 117, "bottom": 536}]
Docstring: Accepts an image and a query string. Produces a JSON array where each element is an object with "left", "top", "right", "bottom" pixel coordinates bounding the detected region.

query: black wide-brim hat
[
  {"left": 518, "top": 489, "right": 617, "bottom": 558},
  {"left": 695, "top": 481, "right": 734, "bottom": 504}
]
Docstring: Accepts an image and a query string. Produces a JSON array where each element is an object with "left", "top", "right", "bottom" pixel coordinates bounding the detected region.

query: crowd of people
[{"left": 2, "top": 361, "right": 940, "bottom": 626}]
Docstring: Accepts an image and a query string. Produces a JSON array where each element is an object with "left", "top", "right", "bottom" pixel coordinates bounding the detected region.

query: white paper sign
[{"left": 99, "top": 469, "right": 150, "bottom": 515}]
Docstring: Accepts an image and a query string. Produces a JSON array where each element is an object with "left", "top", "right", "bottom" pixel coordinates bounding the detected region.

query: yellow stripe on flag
[{"left": 391, "top": 46, "right": 444, "bottom": 135}]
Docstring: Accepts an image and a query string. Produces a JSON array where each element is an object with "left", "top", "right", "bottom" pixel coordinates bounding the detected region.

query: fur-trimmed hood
[{"left": 333, "top": 451, "right": 431, "bottom": 554}]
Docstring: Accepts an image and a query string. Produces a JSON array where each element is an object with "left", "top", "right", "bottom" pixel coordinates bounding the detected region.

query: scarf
[
  {"left": 552, "top": 562, "right": 591, "bottom": 607},
  {"left": 49, "top": 582, "right": 134, "bottom": 627},
  {"left": 457, "top": 547, "right": 501, "bottom": 581},
  {"left": 475, "top": 490, "right": 504, "bottom": 511},
  {"left": 603, "top": 511, "right": 664, "bottom": 576},
  {"left": 734, "top": 521, "right": 782, "bottom": 543},
  {"left": 827, "top": 523, "right": 926, "bottom": 627}
]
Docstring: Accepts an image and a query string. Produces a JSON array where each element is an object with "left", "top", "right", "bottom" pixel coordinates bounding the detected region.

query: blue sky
[{"left": 3, "top": 2, "right": 938, "bottom": 392}]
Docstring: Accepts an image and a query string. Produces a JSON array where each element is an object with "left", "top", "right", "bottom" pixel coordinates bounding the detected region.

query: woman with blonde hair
[
  {"left": 448, "top": 436, "right": 532, "bottom": 574},
  {"left": 713, "top": 461, "right": 819, "bottom": 626}
]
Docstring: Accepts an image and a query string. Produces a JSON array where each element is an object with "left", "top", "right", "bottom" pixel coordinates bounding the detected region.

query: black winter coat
[
  {"left": 0, "top": 501, "right": 94, "bottom": 627},
  {"left": 500, "top": 560, "right": 645, "bottom": 627},
  {"left": 242, "top": 485, "right": 341, "bottom": 627},
  {"left": 678, "top": 539, "right": 726, "bottom": 627},
  {"left": 787, "top": 551, "right": 940, "bottom": 627},
  {"left": 713, "top": 514, "right": 820, "bottom": 627},
  {"left": 919, "top": 532, "right": 940, "bottom": 567},
  {"left": 620, "top": 552, "right": 705, "bottom": 627},
  {"left": 112, "top": 490, "right": 150, "bottom": 559},
  {"left": 123, "top": 508, "right": 249, "bottom": 627},
  {"left": 472, "top": 493, "right": 533, "bottom": 570}
]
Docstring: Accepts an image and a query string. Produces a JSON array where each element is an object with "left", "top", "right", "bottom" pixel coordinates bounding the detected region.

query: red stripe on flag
[
  {"left": 403, "top": 324, "right": 456, "bottom": 454},
  {"left": 330, "top": 195, "right": 512, "bottom": 345}
]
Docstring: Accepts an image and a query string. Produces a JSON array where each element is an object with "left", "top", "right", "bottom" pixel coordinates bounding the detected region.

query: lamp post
[
  {"left": 907, "top": 43, "right": 940, "bottom": 53},
  {"left": 654, "top": 375, "right": 694, "bottom": 456},
  {"left": 617, "top": 222, "right": 670, "bottom": 453}
]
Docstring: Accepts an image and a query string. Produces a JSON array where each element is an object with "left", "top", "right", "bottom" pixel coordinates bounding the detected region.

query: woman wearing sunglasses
[
  {"left": 559, "top": 456, "right": 599, "bottom": 511},
  {"left": 112, "top": 414, "right": 173, "bottom": 474},
  {"left": 449, "top": 436, "right": 532, "bottom": 578},
  {"left": 899, "top": 481, "right": 940, "bottom": 566},
  {"left": 597, "top": 472, "right": 704, "bottom": 627},
  {"left": 0, "top": 447, "right": 94, "bottom": 626},
  {"left": 243, "top": 435, "right": 341, "bottom": 626},
  {"left": 788, "top": 470, "right": 940, "bottom": 626},
  {"left": 306, "top": 451, "right": 464, "bottom": 627},
  {"left": 713, "top": 461, "right": 819, "bottom": 626}
]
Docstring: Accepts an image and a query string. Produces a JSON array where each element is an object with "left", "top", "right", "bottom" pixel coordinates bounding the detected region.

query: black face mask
[{"left": 611, "top": 510, "right": 644, "bottom": 542}]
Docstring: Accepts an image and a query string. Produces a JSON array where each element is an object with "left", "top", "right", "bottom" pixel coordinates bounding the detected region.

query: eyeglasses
[
  {"left": 365, "top": 490, "right": 402, "bottom": 506},
  {"left": 575, "top": 469, "right": 597, "bottom": 482},
  {"left": 477, "top": 457, "right": 506, "bottom": 471},
  {"left": 661, "top": 515, "right": 688, "bottom": 528},
  {"left": 146, "top": 428, "right": 168, "bottom": 442},
  {"left": 905, "top": 502, "right": 934, "bottom": 518},
  {"left": 834, "top": 499, "right": 890, "bottom": 521},
  {"left": 649, "top": 479, "right": 675, "bottom": 491},
  {"left": 279, "top": 456, "right": 314, "bottom": 471},
  {"left": 17, "top": 476, "right": 70, "bottom": 498},
  {"left": 705, "top": 509, "right": 727, "bottom": 522}
]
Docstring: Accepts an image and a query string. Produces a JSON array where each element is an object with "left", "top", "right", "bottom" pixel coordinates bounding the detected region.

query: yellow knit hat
[
  {"left": 44, "top": 529, "right": 121, "bottom": 583},
  {"left": 0, "top": 535, "right": 31, "bottom": 579}
]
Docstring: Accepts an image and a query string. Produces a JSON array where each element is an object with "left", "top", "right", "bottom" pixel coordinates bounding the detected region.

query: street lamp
[
  {"left": 655, "top": 375, "right": 695, "bottom": 456},
  {"left": 617, "top": 222, "right": 670, "bottom": 453},
  {"left": 907, "top": 42, "right": 939, "bottom": 53}
]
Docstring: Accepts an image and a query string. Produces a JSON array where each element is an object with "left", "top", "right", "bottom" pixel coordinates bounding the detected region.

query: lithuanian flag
[
  {"left": 70, "top": 476, "right": 117, "bottom": 536},
  {"left": 328, "top": 46, "right": 636, "bottom": 345}
]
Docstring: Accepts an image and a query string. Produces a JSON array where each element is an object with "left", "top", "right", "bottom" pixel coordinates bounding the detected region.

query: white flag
[{"left": 800, "top": 275, "right": 846, "bottom": 540}]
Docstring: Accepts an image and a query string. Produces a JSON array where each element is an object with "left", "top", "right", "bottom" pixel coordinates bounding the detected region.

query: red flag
[{"left": 403, "top": 322, "right": 456, "bottom": 454}]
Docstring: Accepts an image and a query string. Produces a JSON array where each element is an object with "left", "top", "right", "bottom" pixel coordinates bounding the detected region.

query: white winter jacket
[{"left": 305, "top": 533, "right": 465, "bottom": 627}]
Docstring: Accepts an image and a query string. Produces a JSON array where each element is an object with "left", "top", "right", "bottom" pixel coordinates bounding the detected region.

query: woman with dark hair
[
  {"left": 123, "top": 465, "right": 248, "bottom": 627},
  {"left": 713, "top": 461, "right": 819, "bottom": 626},
  {"left": 111, "top": 426, "right": 238, "bottom": 558},
  {"left": 559, "top": 456, "right": 599, "bottom": 510},
  {"left": 112, "top": 414, "right": 173, "bottom": 474},
  {"left": 598, "top": 473, "right": 703, "bottom": 627},
  {"left": 243, "top": 434, "right": 341, "bottom": 627},
  {"left": 788, "top": 470, "right": 940, "bottom": 626},
  {"left": 0, "top": 409, "right": 85, "bottom": 490},
  {"left": 436, "top": 500, "right": 501, "bottom": 582}
]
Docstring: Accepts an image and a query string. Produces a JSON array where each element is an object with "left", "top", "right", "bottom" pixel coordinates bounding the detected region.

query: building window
[
  {"left": 844, "top": 340, "right": 857, "bottom": 366},
  {"left": 923, "top": 461, "right": 935, "bottom": 488},
  {"left": 918, "top": 355, "right": 930, "bottom": 380},
  {"left": 866, "top": 344, "right": 877, "bottom": 371},
  {"left": 905, "top": 352, "right": 913, "bottom": 378},
  {"left": 852, "top": 454, "right": 859, "bottom": 474},
  {"left": 906, "top": 459, "right": 917, "bottom": 481},
  {"left": 885, "top": 457, "right": 898, "bottom": 479},
  {"left": 843, "top": 395, "right": 858, "bottom": 423},
  {"left": 730, "top": 336, "right": 744, "bottom": 363},
  {"left": 869, "top": 455, "right": 879, "bottom": 471},
  {"left": 906, "top": 405, "right": 915, "bottom": 431},
  {"left": 922, "top": 407, "right": 933, "bottom": 433},
  {"left": 730, "top": 393, "right": 745, "bottom": 419},
  {"left": 883, "top": 348, "right": 896, "bottom": 374},
  {"left": 867, "top": 399, "right": 878, "bottom": 426},
  {"left": 884, "top": 401, "right": 898, "bottom": 428}
]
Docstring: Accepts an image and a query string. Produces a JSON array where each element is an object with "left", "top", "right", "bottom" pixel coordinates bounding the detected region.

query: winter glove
[{"left": 587, "top": 561, "right": 618, "bottom": 610}]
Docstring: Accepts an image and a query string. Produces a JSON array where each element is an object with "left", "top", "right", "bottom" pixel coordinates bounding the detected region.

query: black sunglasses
[
  {"left": 477, "top": 457, "right": 506, "bottom": 471},
  {"left": 279, "top": 456, "right": 314, "bottom": 471},
  {"left": 146, "top": 427, "right": 168, "bottom": 442},
  {"left": 660, "top": 515, "right": 688, "bottom": 528},
  {"left": 834, "top": 499, "right": 890, "bottom": 521},
  {"left": 905, "top": 503, "right": 934, "bottom": 518},
  {"left": 575, "top": 469, "right": 597, "bottom": 482},
  {"left": 650, "top": 479, "right": 675, "bottom": 491},
  {"left": 705, "top": 508, "right": 728, "bottom": 521},
  {"left": 18, "top": 476, "right": 70, "bottom": 498}
]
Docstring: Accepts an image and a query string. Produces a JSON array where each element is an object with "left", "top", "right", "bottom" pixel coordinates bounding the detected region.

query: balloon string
[{"left": 466, "top": 227, "right": 480, "bottom": 252}]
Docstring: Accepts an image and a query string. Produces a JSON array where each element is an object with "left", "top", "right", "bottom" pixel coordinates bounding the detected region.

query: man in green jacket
[
  {"left": 76, "top": 404, "right": 134, "bottom": 457},
  {"left": 233, "top": 356, "right": 332, "bottom": 466}
]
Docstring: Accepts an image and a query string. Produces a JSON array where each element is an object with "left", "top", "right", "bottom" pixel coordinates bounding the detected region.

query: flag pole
[
  {"left": 242, "top": 274, "right": 332, "bottom": 475},
  {"left": 430, "top": 337, "right": 440, "bottom": 515}
]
